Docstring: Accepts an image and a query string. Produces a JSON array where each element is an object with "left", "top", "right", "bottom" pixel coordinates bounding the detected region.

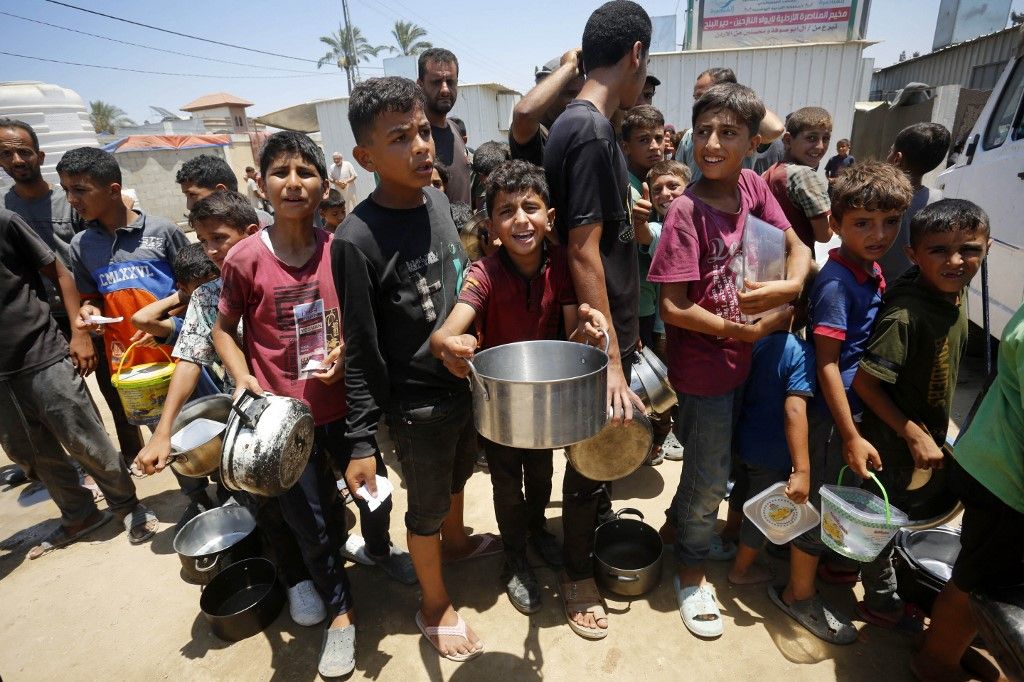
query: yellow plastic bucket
[{"left": 110, "top": 340, "right": 176, "bottom": 426}]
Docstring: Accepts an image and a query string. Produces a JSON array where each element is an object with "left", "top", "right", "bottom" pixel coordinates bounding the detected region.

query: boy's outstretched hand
[
  {"left": 572, "top": 302, "right": 608, "bottom": 347},
  {"left": 843, "top": 436, "right": 883, "bottom": 479},
  {"left": 312, "top": 342, "right": 345, "bottom": 385},
  {"left": 439, "top": 333, "right": 478, "bottom": 378},
  {"left": 785, "top": 469, "right": 810, "bottom": 504}
]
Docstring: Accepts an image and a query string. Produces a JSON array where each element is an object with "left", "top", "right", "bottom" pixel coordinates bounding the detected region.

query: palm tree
[
  {"left": 391, "top": 20, "right": 432, "bottom": 56},
  {"left": 89, "top": 101, "right": 135, "bottom": 134},
  {"left": 317, "top": 24, "right": 389, "bottom": 91}
]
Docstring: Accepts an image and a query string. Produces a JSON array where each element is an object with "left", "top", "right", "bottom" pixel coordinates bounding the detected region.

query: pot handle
[
  {"left": 195, "top": 554, "right": 221, "bottom": 572},
  {"left": 230, "top": 388, "right": 268, "bottom": 429},
  {"left": 464, "top": 359, "right": 490, "bottom": 402},
  {"left": 614, "top": 507, "right": 645, "bottom": 522},
  {"left": 600, "top": 329, "right": 610, "bottom": 355}
]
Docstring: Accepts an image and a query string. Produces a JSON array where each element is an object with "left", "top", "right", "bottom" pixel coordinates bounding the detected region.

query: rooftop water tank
[{"left": 0, "top": 81, "right": 99, "bottom": 188}]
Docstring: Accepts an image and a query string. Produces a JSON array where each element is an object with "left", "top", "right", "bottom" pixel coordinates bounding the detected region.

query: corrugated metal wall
[
  {"left": 448, "top": 84, "right": 521, "bottom": 148},
  {"left": 869, "top": 27, "right": 1019, "bottom": 100},
  {"left": 649, "top": 41, "right": 870, "bottom": 153}
]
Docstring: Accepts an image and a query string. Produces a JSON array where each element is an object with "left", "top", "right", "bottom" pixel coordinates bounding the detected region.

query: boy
[
  {"left": 880, "top": 122, "right": 951, "bottom": 279},
  {"left": 131, "top": 243, "right": 219, "bottom": 349},
  {"left": 176, "top": 154, "right": 273, "bottom": 227},
  {"left": 915, "top": 308, "right": 1023, "bottom": 680},
  {"left": 825, "top": 138, "right": 854, "bottom": 183},
  {"left": 0, "top": 208, "right": 152, "bottom": 556},
  {"left": 648, "top": 82, "right": 811, "bottom": 639},
  {"left": 319, "top": 189, "right": 347, "bottom": 231},
  {"left": 762, "top": 107, "right": 834, "bottom": 248},
  {"left": 469, "top": 141, "right": 511, "bottom": 211},
  {"left": 542, "top": 0, "right": 651, "bottom": 640},
  {"left": 779, "top": 161, "right": 912, "bottom": 618},
  {"left": 509, "top": 49, "right": 584, "bottom": 167},
  {"left": 336, "top": 76, "right": 495, "bottom": 663},
  {"left": 212, "top": 132, "right": 388, "bottom": 678},
  {"left": 632, "top": 159, "right": 691, "bottom": 463},
  {"left": 853, "top": 199, "right": 989, "bottom": 630},
  {"left": 430, "top": 160, "right": 606, "bottom": 615}
]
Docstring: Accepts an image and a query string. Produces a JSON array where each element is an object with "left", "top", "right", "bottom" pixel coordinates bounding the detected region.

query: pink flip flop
[
  {"left": 443, "top": 533, "right": 503, "bottom": 565},
  {"left": 415, "top": 610, "right": 483, "bottom": 662}
]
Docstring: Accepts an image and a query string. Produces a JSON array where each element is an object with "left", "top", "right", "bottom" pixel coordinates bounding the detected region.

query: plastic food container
[
  {"left": 820, "top": 467, "right": 909, "bottom": 562},
  {"left": 743, "top": 482, "right": 821, "bottom": 545}
]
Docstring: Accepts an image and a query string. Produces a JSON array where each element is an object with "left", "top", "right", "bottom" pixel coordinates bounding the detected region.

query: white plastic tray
[
  {"left": 743, "top": 481, "right": 821, "bottom": 545},
  {"left": 171, "top": 418, "right": 225, "bottom": 452}
]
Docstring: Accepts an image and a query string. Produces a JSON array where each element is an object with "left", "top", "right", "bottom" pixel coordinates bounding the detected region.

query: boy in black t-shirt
[
  {"left": 542, "top": 0, "right": 651, "bottom": 640},
  {"left": 334, "top": 76, "right": 493, "bottom": 663}
]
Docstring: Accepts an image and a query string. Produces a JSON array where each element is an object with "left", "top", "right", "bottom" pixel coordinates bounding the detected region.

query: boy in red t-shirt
[
  {"left": 213, "top": 132, "right": 408, "bottom": 678},
  {"left": 430, "top": 160, "right": 606, "bottom": 616}
]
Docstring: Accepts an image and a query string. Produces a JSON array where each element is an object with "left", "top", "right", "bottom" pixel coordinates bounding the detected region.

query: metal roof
[{"left": 180, "top": 92, "right": 254, "bottom": 112}]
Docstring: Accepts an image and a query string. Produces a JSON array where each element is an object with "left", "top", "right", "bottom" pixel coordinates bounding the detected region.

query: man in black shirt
[
  {"left": 509, "top": 50, "right": 585, "bottom": 167},
  {"left": 543, "top": 0, "right": 650, "bottom": 641},
  {"left": 418, "top": 48, "right": 472, "bottom": 206}
]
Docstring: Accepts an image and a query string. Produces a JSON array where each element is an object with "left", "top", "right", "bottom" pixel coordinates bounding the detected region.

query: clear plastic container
[
  {"left": 743, "top": 482, "right": 821, "bottom": 545},
  {"left": 820, "top": 469, "right": 909, "bottom": 562},
  {"left": 731, "top": 214, "right": 788, "bottom": 322}
]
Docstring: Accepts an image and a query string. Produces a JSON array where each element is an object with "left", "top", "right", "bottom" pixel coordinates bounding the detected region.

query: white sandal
[{"left": 675, "top": 575, "right": 724, "bottom": 638}]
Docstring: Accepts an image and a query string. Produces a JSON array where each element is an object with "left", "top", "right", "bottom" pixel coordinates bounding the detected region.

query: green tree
[
  {"left": 89, "top": 101, "right": 135, "bottom": 134},
  {"left": 390, "top": 20, "right": 432, "bottom": 56},
  {"left": 317, "top": 24, "right": 389, "bottom": 91}
]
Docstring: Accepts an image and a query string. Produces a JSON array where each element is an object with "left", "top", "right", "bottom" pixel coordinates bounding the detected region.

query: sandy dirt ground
[{"left": 0, "top": 356, "right": 990, "bottom": 681}]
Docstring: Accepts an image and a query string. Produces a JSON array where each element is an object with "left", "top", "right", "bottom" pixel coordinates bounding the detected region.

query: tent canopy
[{"left": 102, "top": 134, "right": 230, "bottom": 153}]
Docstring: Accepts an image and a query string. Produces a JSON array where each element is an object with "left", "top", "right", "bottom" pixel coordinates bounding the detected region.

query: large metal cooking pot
[
  {"left": 901, "top": 446, "right": 963, "bottom": 530},
  {"left": 629, "top": 346, "right": 677, "bottom": 415},
  {"left": 220, "top": 390, "right": 314, "bottom": 497},
  {"left": 894, "top": 526, "right": 961, "bottom": 614},
  {"left": 200, "top": 557, "right": 285, "bottom": 642},
  {"left": 173, "top": 503, "right": 260, "bottom": 585},
  {"left": 566, "top": 411, "right": 653, "bottom": 482},
  {"left": 167, "top": 394, "right": 233, "bottom": 478},
  {"left": 465, "top": 332, "right": 608, "bottom": 449},
  {"left": 594, "top": 508, "right": 663, "bottom": 597}
]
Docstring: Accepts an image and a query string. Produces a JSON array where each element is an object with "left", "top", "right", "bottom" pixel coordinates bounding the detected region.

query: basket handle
[
  {"left": 115, "top": 338, "right": 174, "bottom": 377},
  {"left": 836, "top": 465, "right": 892, "bottom": 525}
]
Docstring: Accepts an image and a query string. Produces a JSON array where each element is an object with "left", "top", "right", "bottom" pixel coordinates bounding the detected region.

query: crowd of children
[{"left": 1, "top": 1, "right": 1022, "bottom": 679}]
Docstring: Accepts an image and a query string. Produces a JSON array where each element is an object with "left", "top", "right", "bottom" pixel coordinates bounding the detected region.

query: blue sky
[{"left": 1, "top": 0, "right": 1021, "bottom": 125}]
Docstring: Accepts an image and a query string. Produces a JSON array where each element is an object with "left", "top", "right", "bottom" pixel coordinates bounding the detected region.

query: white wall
[{"left": 649, "top": 41, "right": 872, "bottom": 151}]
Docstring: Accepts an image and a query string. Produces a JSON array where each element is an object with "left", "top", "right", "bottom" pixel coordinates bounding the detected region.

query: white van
[{"left": 936, "top": 35, "right": 1024, "bottom": 339}]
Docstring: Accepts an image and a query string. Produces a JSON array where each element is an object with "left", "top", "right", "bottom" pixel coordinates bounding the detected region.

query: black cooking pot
[
  {"left": 970, "top": 585, "right": 1024, "bottom": 681},
  {"left": 200, "top": 557, "right": 285, "bottom": 641},
  {"left": 173, "top": 504, "right": 261, "bottom": 585},
  {"left": 594, "top": 508, "right": 663, "bottom": 597},
  {"left": 901, "top": 449, "right": 963, "bottom": 530},
  {"left": 894, "top": 526, "right": 961, "bottom": 614}
]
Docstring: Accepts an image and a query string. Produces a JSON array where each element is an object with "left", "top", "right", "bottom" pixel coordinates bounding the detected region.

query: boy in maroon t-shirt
[{"left": 430, "top": 160, "right": 606, "bottom": 615}]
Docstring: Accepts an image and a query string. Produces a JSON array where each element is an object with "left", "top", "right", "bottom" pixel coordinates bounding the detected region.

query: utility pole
[{"left": 342, "top": 0, "right": 358, "bottom": 90}]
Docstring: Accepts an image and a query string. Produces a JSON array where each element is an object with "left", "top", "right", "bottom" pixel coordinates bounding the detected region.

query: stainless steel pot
[
  {"left": 594, "top": 508, "right": 663, "bottom": 597},
  {"left": 465, "top": 332, "right": 608, "bottom": 449},
  {"left": 894, "top": 526, "right": 961, "bottom": 614},
  {"left": 566, "top": 411, "right": 653, "bottom": 482},
  {"left": 167, "top": 394, "right": 233, "bottom": 478},
  {"left": 173, "top": 502, "right": 260, "bottom": 585},
  {"left": 220, "top": 390, "right": 314, "bottom": 497},
  {"left": 629, "top": 346, "right": 677, "bottom": 415}
]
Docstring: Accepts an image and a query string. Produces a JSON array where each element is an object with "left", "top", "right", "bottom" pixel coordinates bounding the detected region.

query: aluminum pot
[
  {"left": 173, "top": 503, "right": 260, "bottom": 585},
  {"left": 629, "top": 346, "right": 677, "bottom": 415},
  {"left": 465, "top": 332, "right": 608, "bottom": 449},
  {"left": 894, "top": 526, "right": 961, "bottom": 614},
  {"left": 901, "top": 446, "right": 964, "bottom": 530},
  {"left": 567, "top": 410, "right": 653, "bottom": 482},
  {"left": 167, "top": 394, "right": 233, "bottom": 478},
  {"left": 200, "top": 557, "right": 285, "bottom": 642},
  {"left": 220, "top": 390, "right": 314, "bottom": 497},
  {"left": 594, "top": 508, "right": 663, "bottom": 597}
]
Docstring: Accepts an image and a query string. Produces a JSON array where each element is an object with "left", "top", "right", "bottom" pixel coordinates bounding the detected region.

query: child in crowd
[
  {"left": 824, "top": 138, "right": 855, "bottom": 183},
  {"left": 762, "top": 107, "right": 834, "bottom": 248},
  {"left": 632, "top": 158, "right": 691, "bottom": 464},
  {"left": 334, "top": 76, "right": 495, "bottom": 663},
  {"left": 470, "top": 141, "right": 511, "bottom": 211},
  {"left": 648, "top": 82, "right": 811, "bottom": 639},
  {"left": 0, "top": 207, "right": 152, "bottom": 556},
  {"left": 213, "top": 132, "right": 410, "bottom": 678},
  {"left": 914, "top": 310, "right": 1023, "bottom": 680},
  {"left": 853, "top": 199, "right": 989, "bottom": 630},
  {"left": 784, "top": 161, "right": 912, "bottom": 609},
  {"left": 880, "top": 122, "right": 951, "bottom": 279},
  {"left": 176, "top": 154, "right": 273, "bottom": 227},
  {"left": 431, "top": 162, "right": 449, "bottom": 193},
  {"left": 61, "top": 146, "right": 187, "bottom": 481},
  {"left": 319, "top": 189, "right": 348, "bottom": 231},
  {"left": 430, "top": 160, "right": 606, "bottom": 615},
  {"left": 131, "top": 243, "right": 219, "bottom": 349}
]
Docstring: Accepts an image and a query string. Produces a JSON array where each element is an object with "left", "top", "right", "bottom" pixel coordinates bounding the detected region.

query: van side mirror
[{"left": 965, "top": 134, "right": 979, "bottom": 165}]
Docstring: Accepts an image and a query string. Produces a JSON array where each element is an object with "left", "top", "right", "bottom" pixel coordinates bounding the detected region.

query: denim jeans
[
  {"left": 668, "top": 388, "right": 743, "bottom": 567},
  {"left": 0, "top": 358, "right": 139, "bottom": 523},
  {"left": 482, "top": 439, "right": 553, "bottom": 557},
  {"left": 386, "top": 391, "right": 477, "bottom": 536}
]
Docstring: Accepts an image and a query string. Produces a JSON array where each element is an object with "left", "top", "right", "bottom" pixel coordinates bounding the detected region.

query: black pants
[
  {"left": 562, "top": 348, "right": 635, "bottom": 580},
  {"left": 482, "top": 439, "right": 553, "bottom": 557}
]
